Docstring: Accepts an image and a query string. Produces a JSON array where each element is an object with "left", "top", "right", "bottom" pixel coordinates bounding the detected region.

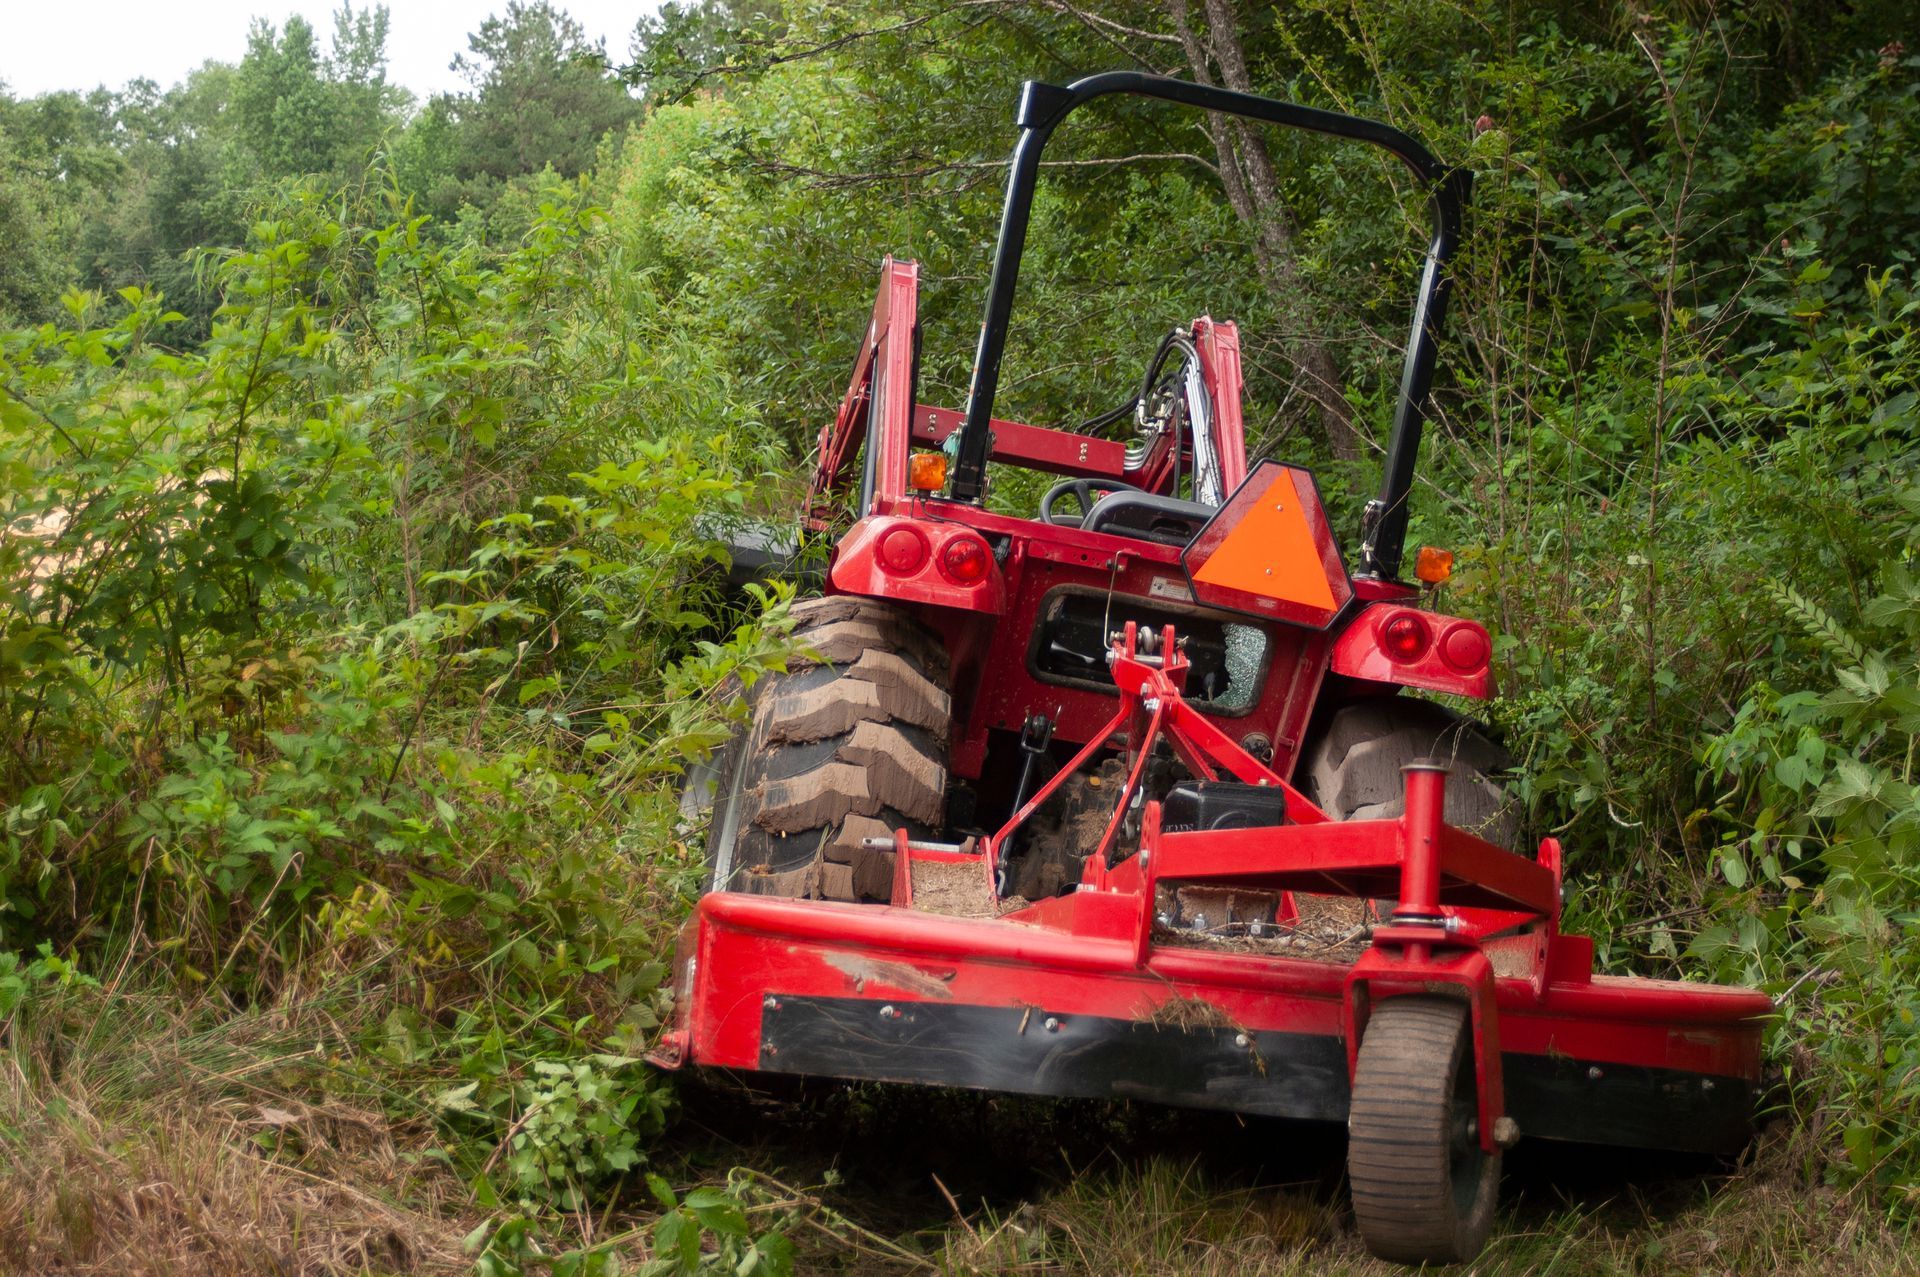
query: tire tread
[
  {"left": 1347, "top": 995, "right": 1500, "bottom": 1264},
  {"left": 705, "top": 596, "right": 949, "bottom": 902}
]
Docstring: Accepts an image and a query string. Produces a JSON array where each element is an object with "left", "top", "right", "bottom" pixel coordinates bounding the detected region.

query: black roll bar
[{"left": 948, "top": 72, "right": 1470, "bottom": 581}]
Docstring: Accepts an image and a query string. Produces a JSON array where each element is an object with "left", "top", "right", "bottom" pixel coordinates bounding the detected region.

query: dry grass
[
  {"left": 4, "top": 984, "right": 1916, "bottom": 1277},
  {"left": 929, "top": 1155, "right": 1920, "bottom": 1277},
  {"left": 1142, "top": 995, "right": 1243, "bottom": 1033},
  {"left": 0, "top": 987, "right": 477, "bottom": 1277},
  {"left": 934, "top": 1161, "right": 1335, "bottom": 1276}
]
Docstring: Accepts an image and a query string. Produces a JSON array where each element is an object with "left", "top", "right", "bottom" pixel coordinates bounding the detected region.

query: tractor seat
[{"left": 1082, "top": 491, "right": 1216, "bottom": 547}]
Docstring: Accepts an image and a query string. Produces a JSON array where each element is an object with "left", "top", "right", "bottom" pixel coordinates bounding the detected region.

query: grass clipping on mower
[
  {"left": 909, "top": 858, "right": 1028, "bottom": 919},
  {"left": 910, "top": 859, "right": 994, "bottom": 916},
  {"left": 1154, "top": 892, "right": 1372, "bottom": 963}
]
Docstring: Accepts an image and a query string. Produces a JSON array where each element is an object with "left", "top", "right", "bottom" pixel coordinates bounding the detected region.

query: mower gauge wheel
[
  {"left": 1348, "top": 995, "right": 1500, "bottom": 1264},
  {"left": 1039, "top": 477, "right": 1141, "bottom": 527}
]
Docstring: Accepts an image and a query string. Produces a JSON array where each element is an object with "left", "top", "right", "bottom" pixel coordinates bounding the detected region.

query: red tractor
[{"left": 659, "top": 73, "right": 1768, "bottom": 1264}]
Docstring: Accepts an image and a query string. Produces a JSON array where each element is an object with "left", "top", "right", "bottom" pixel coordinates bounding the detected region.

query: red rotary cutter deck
[{"left": 654, "top": 621, "right": 1768, "bottom": 1158}]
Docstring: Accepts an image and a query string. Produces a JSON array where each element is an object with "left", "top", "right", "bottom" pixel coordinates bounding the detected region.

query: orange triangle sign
[{"left": 1192, "top": 469, "right": 1336, "bottom": 611}]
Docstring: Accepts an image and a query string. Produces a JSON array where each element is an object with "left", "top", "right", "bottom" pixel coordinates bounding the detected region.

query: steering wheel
[{"left": 1040, "top": 477, "right": 1142, "bottom": 526}]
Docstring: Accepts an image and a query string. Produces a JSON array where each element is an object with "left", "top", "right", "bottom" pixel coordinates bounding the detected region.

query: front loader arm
[{"left": 805, "top": 257, "right": 920, "bottom": 532}]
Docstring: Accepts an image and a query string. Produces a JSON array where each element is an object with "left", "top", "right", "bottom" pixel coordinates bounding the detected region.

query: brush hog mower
[{"left": 655, "top": 73, "right": 1770, "bottom": 1265}]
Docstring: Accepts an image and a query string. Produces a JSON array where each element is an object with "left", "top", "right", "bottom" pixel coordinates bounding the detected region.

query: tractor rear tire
[
  {"left": 704, "top": 596, "right": 950, "bottom": 902},
  {"left": 1347, "top": 995, "right": 1500, "bottom": 1264},
  {"left": 1300, "top": 697, "right": 1518, "bottom": 847}
]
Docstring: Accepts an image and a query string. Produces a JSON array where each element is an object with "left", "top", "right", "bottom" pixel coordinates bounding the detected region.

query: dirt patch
[
  {"left": 910, "top": 857, "right": 1000, "bottom": 918},
  {"left": 822, "top": 951, "right": 956, "bottom": 999},
  {"left": 1008, "top": 758, "right": 1131, "bottom": 900}
]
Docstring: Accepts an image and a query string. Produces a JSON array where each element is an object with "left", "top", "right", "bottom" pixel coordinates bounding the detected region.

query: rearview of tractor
[{"left": 656, "top": 73, "right": 1768, "bottom": 1265}]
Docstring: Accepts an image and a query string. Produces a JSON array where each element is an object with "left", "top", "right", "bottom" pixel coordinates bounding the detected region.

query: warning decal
[
  {"left": 1192, "top": 469, "right": 1336, "bottom": 610},
  {"left": 1181, "top": 460, "right": 1351, "bottom": 629}
]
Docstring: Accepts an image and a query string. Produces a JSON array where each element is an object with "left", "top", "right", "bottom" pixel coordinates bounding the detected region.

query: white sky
[{"left": 0, "top": 0, "right": 664, "bottom": 100}]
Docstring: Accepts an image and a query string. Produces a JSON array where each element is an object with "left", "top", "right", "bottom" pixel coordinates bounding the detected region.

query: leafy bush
[
  {"left": 1694, "top": 489, "right": 1920, "bottom": 1209},
  {"left": 1, "top": 170, "right": 797, "bottom": 1260}
]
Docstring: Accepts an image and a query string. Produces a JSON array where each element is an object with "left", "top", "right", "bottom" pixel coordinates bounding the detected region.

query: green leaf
[
  {"left": 434, "top": 1081, "right": 481, "bottom": 1113},
  {"left": 1843, "top": 1122, "right": 1877, "bottom": 1172},
  {"left": 685, "top": 1187, "right": 748, "bottom": 1236}
]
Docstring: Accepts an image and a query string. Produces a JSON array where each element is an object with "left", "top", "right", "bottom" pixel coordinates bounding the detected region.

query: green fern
[{"left": 1765, "top": 579, "right": 1873, "bottom": 669}]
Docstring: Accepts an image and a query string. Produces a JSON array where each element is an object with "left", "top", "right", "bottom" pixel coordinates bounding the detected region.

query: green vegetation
[{"left": 3, "top": 0, "right": 1918, "bottom": 1271}]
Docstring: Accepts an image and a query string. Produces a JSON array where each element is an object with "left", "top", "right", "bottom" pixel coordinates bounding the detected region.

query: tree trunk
[{"left": 1164, "top": 0, "right": 1364, "bottom": 464}]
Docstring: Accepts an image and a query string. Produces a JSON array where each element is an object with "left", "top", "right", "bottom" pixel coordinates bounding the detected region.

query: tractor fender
[{"left": 829, "top": 515, "right": 1007, "bottom": 614}]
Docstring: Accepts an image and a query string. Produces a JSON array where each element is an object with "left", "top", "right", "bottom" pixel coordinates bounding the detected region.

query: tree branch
[
  {"left": 648, "top": 1, "right": 1006, "bottom": 97},
  {"left": 745, "top": 150, "right": 1220, "bottom": 191},
  {"left": 1029, "top": 0, "right": 1179, "bottom": 45}
]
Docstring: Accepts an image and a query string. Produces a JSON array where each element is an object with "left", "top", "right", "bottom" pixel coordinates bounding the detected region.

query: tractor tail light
[
  {"left": 1440, "top": 623, "right": 1490, "bottom": 672},
  {"left": 1381, "top": 611, "right": 1431, "bottom": 662},
  {"left": 939, "top": 534, "right": 991, "bottom": 585},
  {"left": 878, "top": 526, "right": 929, "bottom": 575}
]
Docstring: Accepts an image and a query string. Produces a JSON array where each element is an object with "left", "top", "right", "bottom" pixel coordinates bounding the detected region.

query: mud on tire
[{"left": 705, "top": 596, "right": 950, "bottom": 902}]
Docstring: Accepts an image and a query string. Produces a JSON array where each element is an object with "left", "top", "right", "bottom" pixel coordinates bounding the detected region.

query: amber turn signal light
[
  {"left": 909, "top": 452, "right": 948, "bottom": 492},
  {"left": 1415, "top": 546, "right": 1454, "bottom": 585}
]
